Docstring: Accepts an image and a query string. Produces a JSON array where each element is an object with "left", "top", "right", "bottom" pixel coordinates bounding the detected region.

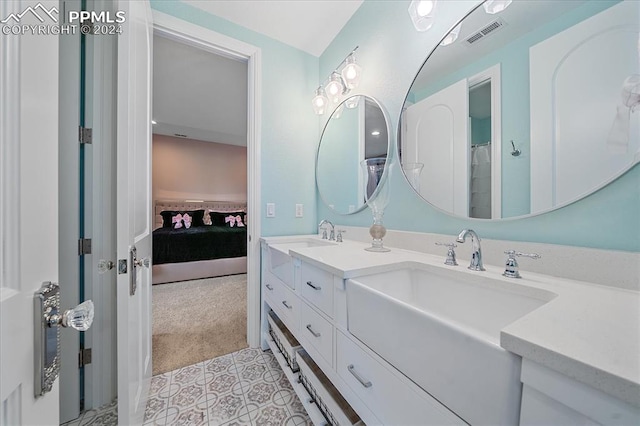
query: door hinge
[
  {"left": 78, "top": 238, "right": 92, "bottom": 255},
  {"left": 79, "top": 348, "right": 92, "bottom": 368},
  {"left": 79, "top": 126, "right": 93, "bottom": 144}
]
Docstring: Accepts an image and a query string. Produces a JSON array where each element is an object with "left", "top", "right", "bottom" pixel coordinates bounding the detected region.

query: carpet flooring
[{"left": 152, "top": 274, "right": 248, "bottom": 375}]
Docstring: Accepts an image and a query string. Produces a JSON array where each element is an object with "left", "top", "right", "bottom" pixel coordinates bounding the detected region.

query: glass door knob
[
  {"left": 47, "top": 300, "right": 94, "bottom": 331},
  {"left": 97, "top": 260, "right": 115, "bottom": 274}
]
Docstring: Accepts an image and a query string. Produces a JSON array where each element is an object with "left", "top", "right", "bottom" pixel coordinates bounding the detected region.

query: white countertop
[{"left": 261, "top": 235, "right": 640, "bottom": 407}]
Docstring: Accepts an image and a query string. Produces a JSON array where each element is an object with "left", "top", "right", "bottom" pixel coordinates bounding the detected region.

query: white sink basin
[
  {"left": 268, "top": 238, "right": 336, "bottom": 288},
  {"left": 346, "top": 262, "right": 557, "bottom": 425}
]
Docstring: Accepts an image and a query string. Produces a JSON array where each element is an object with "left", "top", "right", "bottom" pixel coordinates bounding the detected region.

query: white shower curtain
[{"left": 469, "top": 144, "right": 491, "bottom": 219}]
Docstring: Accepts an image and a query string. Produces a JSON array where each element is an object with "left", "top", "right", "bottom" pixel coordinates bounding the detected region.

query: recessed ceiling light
[
  {"left": 151, "top": 120, "right": 157, "bottom": 125},
  {"left": 371, "top": 130, "right": 381, "bottom": 136}
]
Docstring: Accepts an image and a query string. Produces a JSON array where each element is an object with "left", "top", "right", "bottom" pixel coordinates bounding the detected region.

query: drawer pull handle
[
  {"left": 306, "top": 281, "right": 321, "bottom": 290},
  {"left": 282, "top": 301, "right": 292, "bottom": 309},
  {"left": 266, "top": 284, "right": 274, "bottom": 291},
  {"left": 348, "top": 364, "right": 372, "bottom": 388},
  {"left": 306, "top": 324, "right": 321, "bottom": 338}
]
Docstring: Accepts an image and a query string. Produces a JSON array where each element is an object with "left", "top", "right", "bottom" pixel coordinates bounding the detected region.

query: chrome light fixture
[
  {"left": 312, "top": 46, "right": 361, "bottom": 115},
  {"left": 312, "top": 87, "right": 329, "bottom": 115},
  {"left": 326, "top": 72, "right": 346, "bottom": 104},
  {"left": 341, "top": 53, "right": 362, "bottom": 90},
  {"left": 483, "top": 0, "right": 512, "bottom": 14},
  {"left": 408, "top": 0, "right": 437, "bottom": 32},
  {"left": 440, "top": 23, "right": 461, "bottom": 46}
]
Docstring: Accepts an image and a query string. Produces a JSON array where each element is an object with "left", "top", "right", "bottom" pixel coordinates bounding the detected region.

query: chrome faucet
[
  {"left": 318, "top": 220, "right": 335, "bottom": 241},
  {"left": 456, "top": 229, "right": 485, "bottom": 271}
]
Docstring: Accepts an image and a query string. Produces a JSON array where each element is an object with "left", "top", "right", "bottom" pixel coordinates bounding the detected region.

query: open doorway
[{"left": 150, "top": 32, "right": 249, "bottom": 375}]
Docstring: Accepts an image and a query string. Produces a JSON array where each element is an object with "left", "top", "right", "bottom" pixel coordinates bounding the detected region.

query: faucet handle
[
  {"left": 336, "top": 229, "right": 346, "bottom": 242},
  {"left": 503, "top": 250, "right": 541, "bottom": 278},
  {"left": 435, "top": 242, "right": 458, "bottom": 266},
  {"left": 320, "top": 228, "right": 328, "bottom": 239}
]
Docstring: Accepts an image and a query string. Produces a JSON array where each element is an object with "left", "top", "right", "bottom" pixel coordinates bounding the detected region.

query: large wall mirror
[
  {"left": 317, "top": 95, "right": 390, "bottom": 215},
  {"left": 399, "top": 0, "right": 639, "bottom": 220}
]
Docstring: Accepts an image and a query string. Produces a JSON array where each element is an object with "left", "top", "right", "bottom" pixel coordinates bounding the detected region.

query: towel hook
[{"left": 510, "top": 140, "right": 521, "bottom": 157}]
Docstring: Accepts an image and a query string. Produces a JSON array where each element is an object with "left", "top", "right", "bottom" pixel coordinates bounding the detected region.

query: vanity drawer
[
  {"left": 336, "top": 331, "right": 463, "bottom": 426},
  {"left": 300, "top": 262, "right": 334, "bottom": 318},
  {"left": 263, "top": 271, "right": 281, "bottom": 306},
  {"left": 268, "top": 278, "right": 300, "bottom": 334},
  {"left": 267, "top": 310, "right": 302, "bottom": 373},
  {"left": 298, "top": 349, "right": 364, "bottom": 426},
  {"left": 300, "top": 303, "right": 334, "bottom": 368}
]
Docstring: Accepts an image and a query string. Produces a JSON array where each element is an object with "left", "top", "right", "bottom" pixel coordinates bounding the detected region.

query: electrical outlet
[
  {"left": 295, "top": 204, "right": 303, "bottom": 218},
  {"left": 266, "top": 203, "right": 275, "bottom": 218}
]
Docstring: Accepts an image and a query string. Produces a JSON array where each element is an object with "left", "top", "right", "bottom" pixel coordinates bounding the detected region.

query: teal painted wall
[
  {"left": 317, "top": 0, "right": 639, "bottom": 252},
  {"left": 150, "top": 0, "right": 320, "bottom": 236}
]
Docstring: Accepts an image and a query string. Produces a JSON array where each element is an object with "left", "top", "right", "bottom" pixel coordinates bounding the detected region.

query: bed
[{"left": 152, "top": 200, "right": 248, "bottom": 284}]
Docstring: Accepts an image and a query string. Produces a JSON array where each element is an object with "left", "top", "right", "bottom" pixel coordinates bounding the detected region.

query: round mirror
[
  {"left": 317, "top": 95, "right": 390, "bottom": 214},
  {"left": 399, "top": 0, "right": 639, "bottom": 220}
]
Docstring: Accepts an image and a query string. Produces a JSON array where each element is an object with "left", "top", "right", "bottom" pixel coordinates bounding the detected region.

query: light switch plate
[
  {"left": 266, "top": 203, "right": 275, "bottom": 218},
  {"left": 295, "top": 204, "right": 303, "bottom": 218}
]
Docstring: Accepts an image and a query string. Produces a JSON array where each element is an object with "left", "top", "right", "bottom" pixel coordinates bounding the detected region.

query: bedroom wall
[
  {"left": 316, "top": 0, "right": 639, "bottom": 252},
  {"left": 152, "top": 134, "right": 247, "bottom": 202}
]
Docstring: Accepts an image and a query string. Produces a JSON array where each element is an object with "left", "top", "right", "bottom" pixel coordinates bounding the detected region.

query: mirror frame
[
  {"left": 397, "top": 0, "right": 640, "bottom": 222},
  {"left": 316, "top": 95, "right": 393, "bottom": 215}
]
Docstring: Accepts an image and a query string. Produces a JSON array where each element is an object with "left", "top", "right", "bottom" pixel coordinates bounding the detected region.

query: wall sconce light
[
  {"left": 440, "top": 23, "right": 461, "bottom": 46},
  {"left": 483, "top": 0, "right": 512, "bottom": 14},
  {"left": 326, "top": 72, "right": 346, "bottom": 104},
  {"left": 408, "top": 0, "right": 437, "bottom": 32},
  {"left": 312, "top": 46, "right": 361, "bottom": 115},
  {"left": 312, "top": 87, "right": 329, "bottom": 115},
  {"left": 341, "top": 53, "right": 362, "bottom": 90}
]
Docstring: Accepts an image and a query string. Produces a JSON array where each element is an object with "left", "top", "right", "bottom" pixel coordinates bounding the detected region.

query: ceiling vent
[{"left": 465, "top": 18, "right": 506, "bottom": 46}]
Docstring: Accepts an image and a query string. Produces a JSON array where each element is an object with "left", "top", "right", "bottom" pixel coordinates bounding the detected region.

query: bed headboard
[{"left": 154, "top": 200, "right": 247, "bottom": 229}]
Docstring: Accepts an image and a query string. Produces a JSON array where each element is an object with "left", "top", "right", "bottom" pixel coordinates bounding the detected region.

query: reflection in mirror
[
  {"left": 399, "top": 0, "right": 639, "bottom": 220},
  {"left": 317, "top": 95, "right": 390, "bottom": 215}
]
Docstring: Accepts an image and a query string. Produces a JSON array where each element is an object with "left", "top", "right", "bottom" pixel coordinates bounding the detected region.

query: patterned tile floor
[{"left": 63, "top": 348, "right": 312, "bottom": 426}]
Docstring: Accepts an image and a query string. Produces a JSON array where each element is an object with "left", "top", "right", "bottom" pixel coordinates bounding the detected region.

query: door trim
[
  {"left": 152, "top": 11, "right": 263, "bottom": 348},
  {"left": 468, "top": 64, "right": 502, "bottom": 219}
]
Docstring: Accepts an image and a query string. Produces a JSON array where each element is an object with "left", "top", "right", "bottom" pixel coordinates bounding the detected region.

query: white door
[
  {"left": 0, "top": 1, "right": 60, "bottom": 424},
  {"left": 530, "top": 0, "right": 640, "bottom": 213},
  {"left": 115, "top": 0, "right": 153, "bottom": 424},
  {"left": 402, "top": 79, "right": 469, "bottom": 216}
]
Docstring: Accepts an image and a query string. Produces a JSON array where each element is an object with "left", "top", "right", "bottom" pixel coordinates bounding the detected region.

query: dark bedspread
[{"left": 153, "top": 225, "right": 247, "bottom": 265}]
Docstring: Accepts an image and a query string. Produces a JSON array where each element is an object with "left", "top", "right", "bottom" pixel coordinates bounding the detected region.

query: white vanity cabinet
[
  {"left": 519, "top": 359, "right": 640, "bottom": 426},
  {"left": 260, "top": 239, "right": 464, "bottom": 426}
]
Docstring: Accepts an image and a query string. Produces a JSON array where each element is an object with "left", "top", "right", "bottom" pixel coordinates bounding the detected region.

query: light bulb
[
  {"left": 440, "top": 23, "right": 461, "bottom": 46},
  {"left": 408, "top": 0, "right": 437, "bottom": 32},
  {"left": 325, "top": 72, "right": 345, "bottom": 103},
  {"left": 341, "top": 54, "right": 362, "bottom": 90},
  {"left": 312, "top": 87, "right": 329, "bottom": 115},
  {"left": 416, "top": 0, "right": 434, "bottom": 16},
  {"left": 483, "top": 0, "right": 512, "bottom": 14}
]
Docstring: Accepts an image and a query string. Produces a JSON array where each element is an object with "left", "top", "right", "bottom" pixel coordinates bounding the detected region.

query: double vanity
[{"left": 260, "top": 233, "right": 640, "bottom": 425}]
